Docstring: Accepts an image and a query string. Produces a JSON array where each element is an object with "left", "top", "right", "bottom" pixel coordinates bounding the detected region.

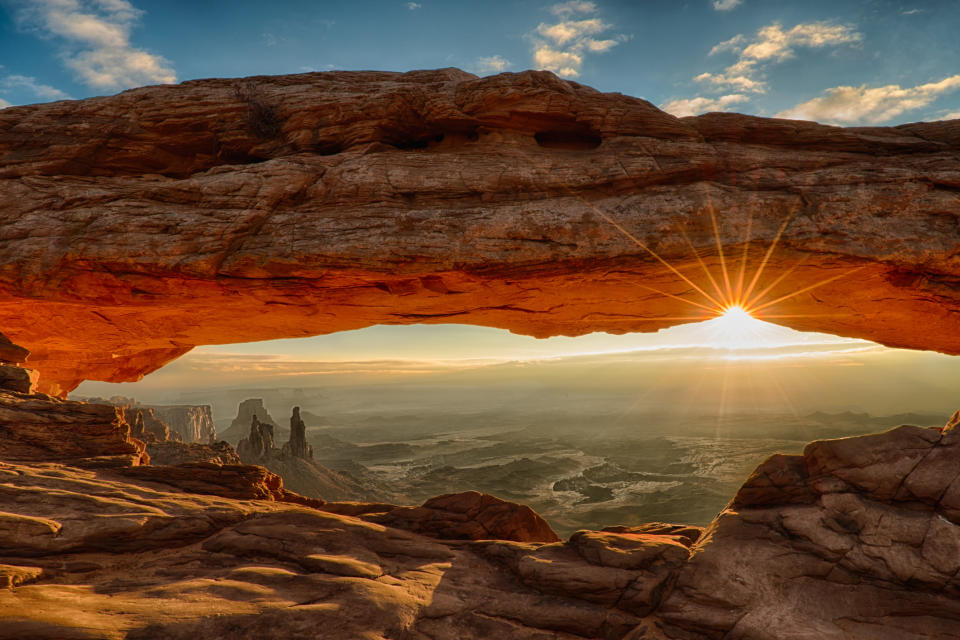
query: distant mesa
[
  {"left": 221, "top": 398, "right": 279, "bottom": 445},
  {"left": 235, "top": 403, "right": 378, "bottom": 502}
]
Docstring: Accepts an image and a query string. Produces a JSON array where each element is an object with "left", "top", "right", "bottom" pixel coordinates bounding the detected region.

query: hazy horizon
[{"left": 74, "top": 314, "right": 960, "bottom": 423}]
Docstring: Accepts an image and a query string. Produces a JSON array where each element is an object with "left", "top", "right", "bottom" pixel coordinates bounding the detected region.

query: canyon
[{"left": 1, "top": 69, "right": 960, "bottom": 639}]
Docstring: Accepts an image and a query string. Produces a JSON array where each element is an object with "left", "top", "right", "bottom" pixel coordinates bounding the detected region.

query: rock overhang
[{"left": 0, "top": 68, "right": 958, "bottom": 395}]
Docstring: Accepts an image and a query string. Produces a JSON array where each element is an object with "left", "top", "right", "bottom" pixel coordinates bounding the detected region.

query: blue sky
[{"left": 2, "top": 0, "right": 959, "bottom": 123}]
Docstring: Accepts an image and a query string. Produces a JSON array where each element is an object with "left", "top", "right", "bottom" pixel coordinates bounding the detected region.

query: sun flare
[{"left": 707, "top": 305, "right": 768, "bottom": 350}]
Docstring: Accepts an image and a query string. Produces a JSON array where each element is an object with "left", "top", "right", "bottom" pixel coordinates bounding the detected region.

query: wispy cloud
[
  {"left": 697, "top": 21, "right": 861, "bottom": 94},
  {"left": 473, "top": 55, "right": 511, "bottom": 75},
  {"left": 661, "top": 93, "right": 748, "bottom": 117},
  {"left": 16, "top": 0, "right": 176, "bottom": 90},
  {"left": 0, "top": 98, "right": 10, "bottom": 109},
  {"left": 530, "top": 1, "right": 625, "bottom": 77},
  {"left": 406, "top": 2, "right": 421, "bottom": 9},
  {"left": 901, "top": 8, "right": 922, "bottom": 15},
  {"left": 712, "top": 0, "right": 742, "bottom": 11},
  {"left": 1, "top": 74, "right": 71, "bottom": 101},
  {"left": 777, "top": 75, "right": 960, "bottom": 125}
]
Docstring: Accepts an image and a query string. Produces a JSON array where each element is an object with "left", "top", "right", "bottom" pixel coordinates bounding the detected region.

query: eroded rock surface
[
  {"left": 2, "top": 406, "right": 960, "bottom": 638},
  {"left": 236, "top": 409, "right": 386, "bottom": 502},
  {"left": 0, "top": 391, "right": 147, "bottom": 468},
  {"left": 641, "top": 413, "right": 960, "bottom": 639},
  {"left": 144, "top": 404, "right": 216, "bottom": 443},
  {"left": 1, "top": 69, "right": 959, "bottom": 393},
  {"left": 281, "top": 406, "right": 313, "bottom": 460},
  {"left": 144, "top": 440, "right": 241, "bottom": 466},
  {"left": 374, "top": 490, "right": 561, "bottom": 543}
]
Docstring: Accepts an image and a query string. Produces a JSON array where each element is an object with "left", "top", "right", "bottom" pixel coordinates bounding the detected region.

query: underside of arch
[{"left": 0, "top": 68, "right": 958, "bottom": 395}]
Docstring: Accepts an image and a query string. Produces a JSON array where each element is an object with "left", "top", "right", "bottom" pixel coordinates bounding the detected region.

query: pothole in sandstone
[{"left": 71, "top": 313, "right": 960, "bottom": 539}]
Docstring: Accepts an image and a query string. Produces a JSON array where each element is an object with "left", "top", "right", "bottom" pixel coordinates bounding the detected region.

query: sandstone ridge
[
  {"left": 3, "top": 399, "right": 960, "bottom": 638},
  {"left": 1, "top": 69, "right": 959, "bottom": 393}
]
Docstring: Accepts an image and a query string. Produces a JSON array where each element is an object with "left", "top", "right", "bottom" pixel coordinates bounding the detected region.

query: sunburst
[{"left": 585, "top": 196, "right": 863, "bottom": 328}]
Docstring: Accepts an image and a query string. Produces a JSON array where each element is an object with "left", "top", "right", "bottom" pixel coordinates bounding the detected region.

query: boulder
[{"left": 374, "top": 491, "right": 560, "bottom": 543}]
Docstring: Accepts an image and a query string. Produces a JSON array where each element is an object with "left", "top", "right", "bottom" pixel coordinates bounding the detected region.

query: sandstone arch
[{"left": 1, "top": 68, "right": 958, "bottom": 394}]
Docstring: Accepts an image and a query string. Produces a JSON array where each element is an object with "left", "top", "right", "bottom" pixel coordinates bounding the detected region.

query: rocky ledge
[
  {"left": 0, "top": 69, "right": 958, "bottom": 393},
  {"left": 2, "top": 361, "right": 959, "bottom": 639}
]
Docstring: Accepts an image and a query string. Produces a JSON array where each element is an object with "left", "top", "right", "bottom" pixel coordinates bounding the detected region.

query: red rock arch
[{"left": 1, "top": 69, "right": 958, "bottom": 394}]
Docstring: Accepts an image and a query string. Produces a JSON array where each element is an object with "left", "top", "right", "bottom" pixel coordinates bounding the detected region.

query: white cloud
[
  {"left": 661, "top": 94, "right": 748, "bottom": 117},
  {"left": 709, "top": 34, "right": 745, "bottom": 56},
  {"left": 533, "top": 46, "right": 583, "bottom": 77},
  {"left": 697, "top": 21, "right": 861, "bottom": 94},
  {"left": 551, "top": 1, "right": 596, "bottom": 17},
  {"left": 537, "top": 18, "right": 609, "bottom": 46},
  {"left": 406, "top": 2, "right": 421, "bottom": 9},
  {"left": 17, "top": 0, "right": 176, "bottom": 90},
  {"left": 712, "top": 0, "right": 742, "bottom": 10},
  {"left": 777, "top": 75, "right": 960, "bottom": 125},
  {"left": 530, "top": 2, "right": 625, "bottom": 78},
  {"left": 474, "top": 55, "right": 511, "bottom": 75},
  {"left": 943, "top": 111, "right": 960, "bottom": 120},
  {"left": 1, "top": 74, "right": 71, "bottom": 100},
  {"left": 902, "top": 8, "right": 922, "bottom": 15},
  {"left": 0, "top": 98, "right": 10, "bottom": 109}
]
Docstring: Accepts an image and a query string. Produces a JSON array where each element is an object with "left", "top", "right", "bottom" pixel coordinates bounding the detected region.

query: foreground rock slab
[
  {"left": 641, "top": 412, "right": 960, "bottom": 640},
  {"left": 3, "top": 416, "right": 960, "bottom": 638},
  {"left": 0, "top": 462, "right": 683, "bottom": 640},
  {"left": 1, "top": 69, "right": 959, "bottom": 393}
]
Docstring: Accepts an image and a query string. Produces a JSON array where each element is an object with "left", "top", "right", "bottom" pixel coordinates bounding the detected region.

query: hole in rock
[
  {"left": 534, "top": 129, "right": 602, "bottom": 150},
  {"left": 73, "top": 314, "right": 960, "bottom": 539}
]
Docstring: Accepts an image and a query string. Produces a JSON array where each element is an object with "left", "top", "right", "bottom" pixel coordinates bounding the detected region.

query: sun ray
[
  {"left": 734, "top": 206, "right": 754, "bottom": 307},
  {"left": 679, "top": 224, "right": 728, "bottom": 305},
  {"left": 585, "top": 204, "right": 726, "bottom": 310},
  {"left": 740, "top": 205, "right": 798, "bottom": 308},
  {"left": 752, "top": 313, "right": 852, "bottom": 319},
  {"left": 511, "top": 144, "right": 726, "bottom": 313},
  {"left": 637, "top": 283, "right": 721, "bottom": 313},
  {"left": 612, "top": 315, "right": 720, "bottom": 321},
  {"left": 706, "top": 197, "right": 734, "bottom": 305},
  {"left": 742, "top": 256, "right": 809, "bottom": 313},
  {"left": 749, "top": 266, "right": 868, "bottom": 314}
]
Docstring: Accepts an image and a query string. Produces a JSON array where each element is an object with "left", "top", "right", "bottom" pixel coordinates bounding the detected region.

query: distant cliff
[{"left": 142, "top": 405, "right": 216, "bottom": 444}]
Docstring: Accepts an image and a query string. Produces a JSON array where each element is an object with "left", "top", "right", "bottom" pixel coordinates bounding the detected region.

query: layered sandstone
[
  {"left": 145, "top": 404, "right": 216, "bottom": 443},
  {"left": 0, "top": 69, "right": 958, "bottom": 393},
  {"left": 0, "top": 391, "right": 147, "bottom": 468},
  {"left": 3, "top": 418, "right": 960, "bottom": 638}
]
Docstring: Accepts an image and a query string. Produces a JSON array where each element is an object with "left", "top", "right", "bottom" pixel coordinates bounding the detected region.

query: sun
[{"left": 709, "top": 305, "right": 765, "bottom": 350}]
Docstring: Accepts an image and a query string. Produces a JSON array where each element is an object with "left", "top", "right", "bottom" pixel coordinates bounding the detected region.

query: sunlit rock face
[{"left": 1, "top": 68, "right": 959, "bottom": 394}]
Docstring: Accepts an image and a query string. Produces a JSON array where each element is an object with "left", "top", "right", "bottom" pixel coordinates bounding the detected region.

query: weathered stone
[
  {"left": 117, "top": 461, "right": 323, "bottom": 507},
  {"left": 0, "top": 364, "right": 37, "bottom": 394},
  {"left": 374, "top": 490, "right": 560, "bottom": 543},
  {"left": 281, "top": 406, "right": 313, "bottom": 459},
  {"left": 236, "top": 414, "right": 274, "bottom": 463},
  {"left": 0, "top": 391, "right": 148, "bottom": 467},
  {"left": 2, "top": 417, "right": 960, "bottom": 638},
  {"left": 145, "top": 439, "right": 241, "bottom": 466},
  {"left": 647, "top": 417, "right": 960, "bottom": 639},
  {"left": 0, "top": 332, "right": 29, "bottom": 365},
  {"left": 0, "top": 70, "right": 958, "bottom": 393},
  {"left": 222, "top": 398, "right": 278, "bottom": 444},
  {"left": 143, "top": 404, "right": 215, "bottom": 443},
  {"left": 601, "top": 523, "right": 704, "bottom": 547},
  {"left": 123, "top": 407, "right": 173, "bottom": 442}
]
